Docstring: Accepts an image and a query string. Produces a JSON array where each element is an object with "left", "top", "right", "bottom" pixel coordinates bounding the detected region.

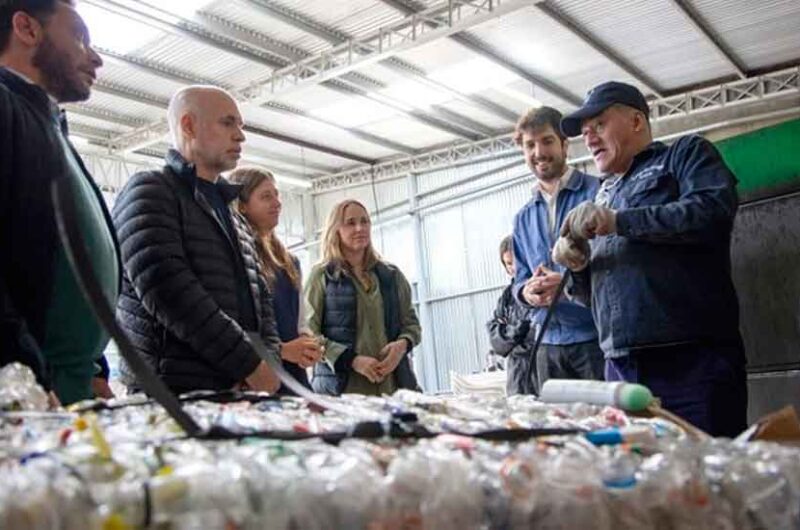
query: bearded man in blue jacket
[{"left": 511, "top": 106, "right": 605, "bottom": 393}]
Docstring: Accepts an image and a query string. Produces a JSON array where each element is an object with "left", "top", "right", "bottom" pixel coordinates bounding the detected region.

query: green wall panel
[{"left": 715, "top": 118, "right": 800, "bottom": 198}]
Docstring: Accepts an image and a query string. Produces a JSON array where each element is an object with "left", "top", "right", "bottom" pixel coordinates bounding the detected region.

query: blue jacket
[
  {"left": 512, "top": 169, "right": 600, "bottom": 345},
  {"left": 569, "top": 136, "right": 742, "bottom": 355}
]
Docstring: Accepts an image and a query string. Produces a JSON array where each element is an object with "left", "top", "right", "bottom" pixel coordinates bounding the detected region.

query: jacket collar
[
  {"left": 620, "top": 141, "right": 667, "bottom": 179},
  {"left": 165, "top": 149, "right": 242, "bottom": 203},
  {"left": 531, "top": 167, "right": 586, "bottom": 204},
  {"left": 0, "top": 67, "right": 63, "bottom": 128}
]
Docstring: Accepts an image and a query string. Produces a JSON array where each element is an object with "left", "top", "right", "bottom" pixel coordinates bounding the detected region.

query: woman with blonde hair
[
  {"left": 305, "top": 199, "right": 421, "bottom": 395},
  {"left": 229, "top": 167, "right": 322, "bottom": 392}
]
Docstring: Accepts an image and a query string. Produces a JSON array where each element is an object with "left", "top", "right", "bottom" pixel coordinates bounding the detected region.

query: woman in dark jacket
[
  {"left": 487, "top": 236, "right": 538, "bottom": 395},
  {"left": 230, "top": 167, "right": 322, "bottom": 392},
  {"left": 305, "top": 199, "right": 421, "bottom": 396}
]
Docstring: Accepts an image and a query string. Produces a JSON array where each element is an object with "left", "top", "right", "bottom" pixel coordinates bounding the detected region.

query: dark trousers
[
  {"left": 536, "top": 340, "right": 605, "bottom": 390},
  {"left": 506, "top": 352, "right": 538, "bottom": 396},
  {"left": 605, "top": 342, "right": 748, "bottom": 438}
]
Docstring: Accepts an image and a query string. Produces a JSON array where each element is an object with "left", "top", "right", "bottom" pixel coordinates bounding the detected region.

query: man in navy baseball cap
[
  {"left": 560, "top": 81, "right": 650, "bottom": 138},
  {"left": 552, "top": 80, "right": 748, "bottom": 438}
]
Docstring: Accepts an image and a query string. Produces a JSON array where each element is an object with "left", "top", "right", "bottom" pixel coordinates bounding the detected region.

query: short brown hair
[
  {"left": 0, "top": 0, "right": 72, "bottom": 52},
  {"left": 499, "top": 235, "right": 513, "bottom": 263},
  {"left": 513, "top": 106, "right": 566, "bottom": 145}
]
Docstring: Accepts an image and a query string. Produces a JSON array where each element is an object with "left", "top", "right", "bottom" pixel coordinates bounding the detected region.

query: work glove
[
  {"left": 562, "top": 201, "right": 617, "bottom": 240},
  {"left": 552, "top": 235, "right": 590, "bottom": 271}
]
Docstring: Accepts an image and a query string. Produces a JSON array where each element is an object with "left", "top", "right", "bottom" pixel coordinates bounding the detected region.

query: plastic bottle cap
[
  {"left": 102, "top": 513, "right": 131, "bottom": 530},
  {"left": 618, "top": 383, "right": 653, "bottom": 411}
]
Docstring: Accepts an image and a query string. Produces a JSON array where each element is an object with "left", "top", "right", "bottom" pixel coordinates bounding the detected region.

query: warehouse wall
[{"left": 720, "top": 119, "right": 800, "bottom": 422}]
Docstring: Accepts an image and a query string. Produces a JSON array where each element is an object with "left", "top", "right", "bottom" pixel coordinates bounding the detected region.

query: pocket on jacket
[{"left": 626, "top": 173, "right": 677, "bottom": 207}]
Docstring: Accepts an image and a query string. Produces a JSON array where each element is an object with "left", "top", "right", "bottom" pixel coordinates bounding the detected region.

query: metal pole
[{"left": 408, "top": 171, "right": 441, "bottom": 391}]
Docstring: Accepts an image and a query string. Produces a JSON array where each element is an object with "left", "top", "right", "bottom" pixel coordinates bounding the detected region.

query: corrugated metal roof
[
  {"left": 464, "top": 4, "right": 660, "bottom": 98},
  {"left": 66, "top": 113, "right": 132, "bottom": 135},
  {"left": 273, "top": 0, "right": 403, "bottom": 40},
  {"left": 245, "top": 106, "right": 401, "bottom": 159},
  {"left": 201, "top": 0, "right": 331, "bottom": 55},
  {"left": 550, "top": 0, "right": 733, "bottom": 90},
  {"left": 70, "top": 0, "right": 800, "bottom": 188},
  {"left": 241, "top": 129, "right": 368, "bottom": 169},
  {"left": 94, "top": 62, "right": 186, "bottom": 101},
  {"left": 135, "top": 34, "right": 272, "bottom": 87},
  {"left": 690, "top": 0, "right": 800, "bottom": 70},
  {"left": 82, "top": 90, "right": 165, "bottom": 122},
  {"left": 360, "top": 115, "right": 460, "bottom": 148}
]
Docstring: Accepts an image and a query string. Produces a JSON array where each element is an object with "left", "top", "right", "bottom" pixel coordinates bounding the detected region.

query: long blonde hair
[
  {"left": 229, "top": 166, "right": 301, "bottom": 289},
  {"left": 321, "top": 199, "right": 380, "bottom": 275}
]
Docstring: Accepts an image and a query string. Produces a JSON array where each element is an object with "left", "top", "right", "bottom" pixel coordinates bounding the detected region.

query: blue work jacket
[{"left": 569, "top": 136, "right": 742, "bottom": 355}]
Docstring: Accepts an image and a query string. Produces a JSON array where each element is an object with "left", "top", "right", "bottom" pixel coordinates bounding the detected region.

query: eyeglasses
[{"left": 580, "top": 120, "right": 607, "bottom": 137}]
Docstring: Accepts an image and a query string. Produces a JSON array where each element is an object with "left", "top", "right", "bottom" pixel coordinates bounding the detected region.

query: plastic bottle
[
  {"left": 585, "top": 425, "right": 657, "bottom": 446},
  {"left": 539, "top": 380, "right": 653, "bottom": 411}
]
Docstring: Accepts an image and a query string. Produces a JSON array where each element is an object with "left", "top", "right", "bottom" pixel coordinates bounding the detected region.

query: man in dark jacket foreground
[
  {"left": 1, "top": 0, "right": 119, "bottom": 404},
  {"left": 113, "top": 86, "right": 280, "bottom": 394},
  {"left": 554, "top": 81, "right": 747, "bottom": 437}
]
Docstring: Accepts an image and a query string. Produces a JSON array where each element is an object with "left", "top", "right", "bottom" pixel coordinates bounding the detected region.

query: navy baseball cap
[{"left": 560, "top": 81, "right": 649, "bottom": 137}]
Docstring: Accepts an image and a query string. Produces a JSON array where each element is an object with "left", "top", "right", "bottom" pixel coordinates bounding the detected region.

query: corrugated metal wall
[{"left": 417, "top": 175, "right": 532, "bottom": 391}]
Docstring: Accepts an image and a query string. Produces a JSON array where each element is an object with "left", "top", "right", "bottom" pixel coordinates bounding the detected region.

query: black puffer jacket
[
  {"left": 113, "top": 150, "right": 280, "bottom": 393},
  {"left": 487, "top": 281, "right": 538, "bottom": 395}
]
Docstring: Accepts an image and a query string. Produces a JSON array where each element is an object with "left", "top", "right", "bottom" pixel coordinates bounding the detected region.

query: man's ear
[
  {"left": 180, "top": 112, "right": 195, "bottom": 140},
  {"left": 11, "top": 12, "right": 45, "bottom": 48},
  {"left": 632, "top": 111, "right": 648, "bottom": 133}
]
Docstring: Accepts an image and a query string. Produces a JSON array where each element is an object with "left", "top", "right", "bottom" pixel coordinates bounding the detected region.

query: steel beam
[
  {"left": 312, "top": 66, "right": 800, "bottom": 191},
  {"left": 96, "top": 50, "right": 410, "bottom": 153},
  {"left": 90, "top": 0, "right": 493, "bottom": 149},
  {"left": 239, "top": 0, "right": 534, "bottom": 103},
  {"left": 92, "top": 77, "right": 415, "bottom": 156},
  {"left": 240, "top": 0, "right": 519, "bottom": 123},
  {"left": 668, "top": 0, "right": 748, "bottom": 79},
  {"left": 87, "top": 83, "right": 383, "bottom": 164},
  {"left": 535, "top": 1, "right": 665, "bottom": 98}
]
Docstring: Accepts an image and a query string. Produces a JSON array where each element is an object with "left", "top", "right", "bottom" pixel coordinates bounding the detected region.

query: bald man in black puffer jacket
[{"left": 113, "top": 86, "right": 281, "bottom": 395}]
